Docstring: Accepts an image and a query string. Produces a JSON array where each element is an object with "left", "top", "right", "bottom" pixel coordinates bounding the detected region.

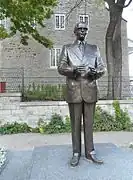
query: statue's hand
[
  {"left": 88, "top": 67, "right": 97, "bottom": 76},
  {"left": 74, "top": 65, "right": 86, "bottom": 74}
]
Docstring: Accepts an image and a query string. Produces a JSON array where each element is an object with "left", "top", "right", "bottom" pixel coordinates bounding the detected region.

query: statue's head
[{"left": 74, "top": 22, "right": 88, "bottom": 41}]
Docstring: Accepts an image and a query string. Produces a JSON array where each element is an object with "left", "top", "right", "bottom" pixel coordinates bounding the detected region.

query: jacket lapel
[
  {"left": 67, "top": 41, "right": 95, "bottom": 66},
  {"left": 82, "top": 44, "right": 96, "bottom": 67},
  {"left": 71, "top": 45, "right": 83, "bottom": 61}
]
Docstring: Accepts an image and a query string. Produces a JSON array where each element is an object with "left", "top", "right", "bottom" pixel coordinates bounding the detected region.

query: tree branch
[
  {"left": 104, "top": 0, "right": 115, "bottom": 7},
  {"left": 123, "top": 0, "right": 132, "bottom": 8},
  {"left": 117, "top": 0, "right": 132, "bottom": 8},
  {"left": 105, "top": 0, "right": 132, "bottom": 9},
  {"left": 65, "top": 0, "right": 84, "bottom": 22}
]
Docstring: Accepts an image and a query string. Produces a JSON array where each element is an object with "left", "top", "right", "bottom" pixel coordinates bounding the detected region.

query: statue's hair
[{"left": 74, "top": 22, "right": 88, "bottom": 33}]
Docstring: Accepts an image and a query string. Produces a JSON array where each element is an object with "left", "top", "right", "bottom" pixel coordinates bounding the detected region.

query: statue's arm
[
  {"left": 58, "top": 45, "right": 76, "bottom": 78},
  {"left": 94, "top": 46, "right": 106, "bottom": 80}
]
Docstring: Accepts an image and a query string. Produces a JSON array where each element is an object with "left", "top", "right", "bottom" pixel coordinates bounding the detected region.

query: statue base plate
[{"left": 1, "top": 143, "right": 133, "bottom": 180}]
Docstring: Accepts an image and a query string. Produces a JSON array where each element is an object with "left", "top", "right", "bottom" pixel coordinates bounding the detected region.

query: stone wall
[{"left": 0, "top": 93, "right": 133, "bottom": 128}]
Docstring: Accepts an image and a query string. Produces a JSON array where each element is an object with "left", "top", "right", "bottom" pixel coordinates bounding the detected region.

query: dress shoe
[
  {"left": 86, "top": 152, "right": 103, "bottom": 164},
  {"left": 70, "top": 153, "right": 80, "bottom": 167}
]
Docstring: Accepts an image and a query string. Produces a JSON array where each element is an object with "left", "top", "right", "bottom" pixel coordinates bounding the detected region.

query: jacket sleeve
[
  {"left": 57, "top": 45, "right": 76, "bottom": 78},
  {"left": 94, "top": 46, "right": 106, "bottom": 80}
]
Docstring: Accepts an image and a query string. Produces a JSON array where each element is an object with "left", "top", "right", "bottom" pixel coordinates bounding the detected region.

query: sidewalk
[
  {"left": 1, "top": 131, "right": 133, "bottom": 180},
  {"left": 0, "top": 131, "right": 133, "bottom": 150}
]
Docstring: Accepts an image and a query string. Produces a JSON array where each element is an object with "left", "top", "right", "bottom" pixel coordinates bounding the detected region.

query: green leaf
[{"left": 0, "top": 0, "right": 57, "bottom": 47}]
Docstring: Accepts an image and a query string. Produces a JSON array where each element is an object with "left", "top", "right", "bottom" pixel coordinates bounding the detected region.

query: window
[
  {"left": 50, "top": 48, "right": 61, "bottom": 68},
  {"left": 55, "top": 14, "right": 65, "bottom": 30},
  {"left": 79, "top": 14, "right": 89, "bottom": 26},
  {"left": 0, "top": 18, "right": 7, "bottom": 28}
]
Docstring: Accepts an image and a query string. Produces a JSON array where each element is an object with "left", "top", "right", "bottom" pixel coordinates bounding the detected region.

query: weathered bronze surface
[{"left": 58, "top": 22, "right": 106, "bottom": 166}]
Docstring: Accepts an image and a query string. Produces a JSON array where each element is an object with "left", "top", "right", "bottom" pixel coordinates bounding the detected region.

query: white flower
[{"left": 0, "top": 147, "right": 7, "bottom": 169}]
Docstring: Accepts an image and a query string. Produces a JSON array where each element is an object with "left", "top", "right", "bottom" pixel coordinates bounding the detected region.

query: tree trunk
[
  {"left": 112, "top": 17, "right": 122, "bottom": 99},
  {"left": 106, "top": 21, "right": 114, "bottom": 99},
  {"left": 106, "top": 5, "right": 123, "bottom": 99}
]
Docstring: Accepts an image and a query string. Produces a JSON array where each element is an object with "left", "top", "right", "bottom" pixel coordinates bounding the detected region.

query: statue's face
[{"left": 75, "top": 23, "right": 88, "bottom": 41}]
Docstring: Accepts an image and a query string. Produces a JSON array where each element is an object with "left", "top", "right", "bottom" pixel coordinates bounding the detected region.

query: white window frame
[
  {"left": 79, "top": 14, "right": 89, "bottom": 29},
  {"left": 55, "top": 14, "right": 65, "bottom": 30},
  {"left": 50, "top": 47, "right": 61, "bottom": 68}
]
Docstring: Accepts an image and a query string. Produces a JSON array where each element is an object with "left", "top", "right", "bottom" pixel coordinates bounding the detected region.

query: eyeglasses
[{"left": 77, "top": 27, "right": 88, "bottom": 31}]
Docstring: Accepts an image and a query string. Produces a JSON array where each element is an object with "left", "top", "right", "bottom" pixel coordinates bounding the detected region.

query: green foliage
[
  {"left": 0, "top": 0, "right": 57, "bottom": 47},
  {"left": 0, "top": 101, "right": 132, "bottom": 135},
  {"left": 94, "top": 0, "right": 105, "bottom": 7},
  {"left": 0, "top": 122, "right": 39, "bottom": 135},
  {"left": 94, "top": 101, "right": 132, "bottom": 131},
  {"left": 113, "top": 100, "right": 132, "bottom": 131},
  {"left": 37, "top": 114, "right": 71, "bottom": 134},
  {"left": 94, "top": 106, "right": 116, "bottom": 131},
  {"left": 64, "top": 115, "right": 71, "bottom": 132},
  {"left": 23, "top": 83, "right": 66, "bottom": 101},
  {"left": 0, "top": 26, "right": 10, "bottom": 39}
]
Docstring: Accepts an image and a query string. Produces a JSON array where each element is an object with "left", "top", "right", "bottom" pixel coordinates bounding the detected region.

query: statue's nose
[{"left": 81, "top": 28, "right": 85, "bottom": 32}]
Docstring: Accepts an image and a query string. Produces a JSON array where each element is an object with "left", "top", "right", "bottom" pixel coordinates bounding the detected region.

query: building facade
[{"left": 0, "top": 0, "right": 130, "bottom": 98}]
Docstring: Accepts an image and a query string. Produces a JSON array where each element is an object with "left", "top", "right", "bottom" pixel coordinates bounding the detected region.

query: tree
[
  {"left": 0, "top": 0, "right": 57, "bottom": 48},
  {"left": 105, "top": 0, "right": 132, "bottom": 99}
]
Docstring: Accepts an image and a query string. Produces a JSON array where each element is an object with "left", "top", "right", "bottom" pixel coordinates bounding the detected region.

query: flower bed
[{"left": 0, "top": 147, "right": 7, "bottom": 171}]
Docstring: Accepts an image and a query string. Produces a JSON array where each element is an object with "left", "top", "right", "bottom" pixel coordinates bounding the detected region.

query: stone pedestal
[{"left": 1, "top": 143, "right": 133, "bottom": 180}]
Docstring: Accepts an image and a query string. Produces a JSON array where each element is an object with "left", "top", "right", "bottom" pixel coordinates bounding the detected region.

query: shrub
[
  {"left": 113, "top": 100, "right": 132, "bottom": 131},
  {"left": 64, "top": 115, "right": 71, "bottom": 132},
  {"left": 94, "top": 101, "right": 132, "bottom": 131},
  {"left": 0, "top": 122, "right": 39, "bottom": 135},
  {"left": 0, "top": 101, "right": 132, "bottom": 134},
  {"left": 23, "top": 83, "right": 66, "bottom": 101},
  {"left": 38, "top": 101, "right": 133, "bottom": 134},
  {"left": 93, "top": 106, "right": 116, "bottom": 131},
  {"left": 37, "top": 114, "right": 69, "bottom": 134}
]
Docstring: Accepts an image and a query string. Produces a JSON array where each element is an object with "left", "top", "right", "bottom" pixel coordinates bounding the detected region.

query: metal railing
[
  {"left": 0, "top": 68, "right": 132, "bottom": 101},
  {"left": 0, "top": 68, "right": 24, "bottom": 93}
]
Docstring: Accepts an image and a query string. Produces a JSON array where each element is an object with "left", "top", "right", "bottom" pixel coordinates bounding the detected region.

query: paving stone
[
  {"left": 1, "top": 143, "right": 133, "bottom": 180},
  {"left": 0, "top": 150, "right": 33, "bottom": 180},
  {"left": 30, "top": 143, "right": 133, "bottom": 180}
]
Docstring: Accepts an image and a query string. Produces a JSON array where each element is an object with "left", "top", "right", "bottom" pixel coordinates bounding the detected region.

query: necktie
[{"left": 79, "top": 41, "right": 84, "bottom": 54}]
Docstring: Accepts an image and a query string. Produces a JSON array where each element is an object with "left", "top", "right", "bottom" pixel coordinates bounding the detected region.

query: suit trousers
[{"left": 68, "top": 101, "right": 96, "bottom": 157}]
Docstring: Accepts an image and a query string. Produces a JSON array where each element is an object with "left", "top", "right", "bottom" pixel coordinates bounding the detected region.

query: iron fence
[
  {"left": 0, "top": 68, "right": 132, "bottom": 101},
  {"left": 0, "top": 68, "right": 24, "bottom": 93}
]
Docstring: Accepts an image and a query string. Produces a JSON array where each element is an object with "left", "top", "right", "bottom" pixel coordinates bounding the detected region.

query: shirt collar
[
  {"left": 78, "top": 40, "right": 86, "bottom": 44},
  {"left": 74, "top": 40, "right": 86, "bottom": 45}
]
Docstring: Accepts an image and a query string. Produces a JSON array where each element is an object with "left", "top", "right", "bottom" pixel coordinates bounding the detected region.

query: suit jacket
[{"left": 58, "top": 40, "right": 106, "bottom": 103}]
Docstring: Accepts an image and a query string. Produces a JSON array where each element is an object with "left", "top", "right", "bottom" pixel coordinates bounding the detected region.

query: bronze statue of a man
[{"left": 58, "top": 22, "right": 106, "bottom": 167}]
